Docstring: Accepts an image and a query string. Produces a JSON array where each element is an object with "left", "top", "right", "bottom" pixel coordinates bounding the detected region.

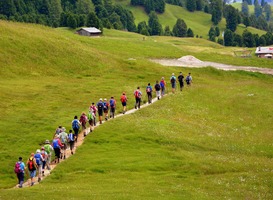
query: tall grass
[{"left": 0, "top": 21, "right": 273, "bottom": 199}]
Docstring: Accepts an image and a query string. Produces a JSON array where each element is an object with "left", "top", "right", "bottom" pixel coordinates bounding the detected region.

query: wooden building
[
  {"left": 77, "top": 27, "right": 102, "bottom": 37},
  {"left": 255, "top": 46, "right": 273, "bottom": 58}
]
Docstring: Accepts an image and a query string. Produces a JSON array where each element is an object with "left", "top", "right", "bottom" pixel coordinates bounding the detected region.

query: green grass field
[{"left": 0, "top": 20, "right": 273, "bottom": 199}]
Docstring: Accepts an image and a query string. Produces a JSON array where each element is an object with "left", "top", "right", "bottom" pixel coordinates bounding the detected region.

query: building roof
[
  {"left": 255, "top": 46, "right": 273, "bottom": 54},
  {"left": 79, "top": 27, "right": 101, "bottom": 33}
]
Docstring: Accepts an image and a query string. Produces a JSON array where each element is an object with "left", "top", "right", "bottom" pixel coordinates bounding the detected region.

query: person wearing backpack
[
  {"left": 90, "top": 102, "right": 97, "bottom": 126},
  {"left": 154, "top": 80, "right": 161, "bottom": 100},
  {"left": 134, "top": 87, "right": 142, "bottom": 109},
  {"left": 40, "top": 147, "right": 48, "bottom": 177},
  {"left": 67, "top": 130, "right": 75, "bottom": 155},
  {"left": 103, "top": 98, "right": 110, "bottom": 121},
  {"left": 53, "top": 125, "right": 62, "bottom": 139},
  {"left": 146, "top": 83, "right": 153, "bottom": 104},
  {"left": 44, "top": 139, "right": 53, "bottom": 170},
  {"left": 160, "top": 77, "right": 166, "bottom": 96},
  {"left": 186, "top": 73, "right": 193, "bottom": 86},
  {"left": 71, "top": 116, "right": 81, "bottom": 142},
  {"left": 170, "top": 73, "right": 177, "bottom": 93},
  {"left": 26, "top": 153, "right": 38, "bottom": 186},
  {"left": 178, "top": 72, "right": 185, "bottom": 91},
  {"left": 59, "top": 127, "right": 68, "bottom": 159},
  {"left": 109, "top": 96, "right": 116, "bottom": 119},
  {"left": 97, "top": 98, "right": 104, "bottom": 124},
  {"left": 120, "top": 92, "right": 128, "bottom": 114},
  {"left": 52, "top": 135, "right": 64, "bottom": 163},
  {"left": 14, "top": 157, "right": 25, "bottom": 188},
  {"left": 34, "top": 149, "right": 44, "bottom": 182},
  {"left": 87, "top": 109, "right": 94, "bottom": 132},
  {"left": 79, "top": 112, "right": 88, "bottom": 136}
]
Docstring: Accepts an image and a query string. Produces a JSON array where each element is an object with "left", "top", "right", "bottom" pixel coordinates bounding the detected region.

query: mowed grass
[{"left": 0, "top": 20, "right": 273, "bottom": 199}]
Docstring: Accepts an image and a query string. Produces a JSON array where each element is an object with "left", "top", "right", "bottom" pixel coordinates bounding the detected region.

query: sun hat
[
  {"left": 99, "top": 98, "right": 102, "bottom": 101},
  {"left": 36, "top": 149, "right": 40, "bottom": 153},
  {"left": 104, "top": 98, "right": 107, "bottom": 100},
  {"left": 45, "top": 140, "right": 50, "bottom": 144},
  {"left": 62, "top": 127, "right": 66, "bottom": 132},
  {"left": 41, "top": 147, "right": 45, "bottom": 150}
]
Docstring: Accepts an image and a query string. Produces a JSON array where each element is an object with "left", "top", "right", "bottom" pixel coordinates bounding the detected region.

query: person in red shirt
[{"left": 120, "top": 92, "right": 128, "bottom": 114}]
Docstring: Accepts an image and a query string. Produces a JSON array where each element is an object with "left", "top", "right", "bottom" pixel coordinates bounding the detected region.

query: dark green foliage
[
  {"left": 257, "top": 15, "right": 268, "bottom": 31},
  {"left": 131, "top": 0, "right": 144, "bottom": 6},
  {"left": 0, "top": 0, "right": 16, "bottom": 17},
  {"left": 95, "top": 5, "right": 108, "bottom": 18},
  {"left": 217, "top": 38, "right": 223, "bottom": 45},
  {"left": 172, "top": 18, "right": 187, "bottom": 37},
  {"left": 138, "top": 21, "right": 149, "bottom": 34},
  {"left": 86, "top": 12, "right": 100, "bottom": 28},
  {"left": 208, "top": 27, "right": 215, "bottom": 41},
  {"left": 253, "top": 33, "right": 260, "bottom": 46},
  {"left": 186, "top": 0, "right": 196, "bottom": 12},
  {"left": 242, "top": 1, "right": 249, "bottom": 16},
  {"left": 254, "top": 0, "right": 262, "bottom": 17},
  {"left": 196, "top": 0, "right": 203, "bottom": 11},
  {"left": 225, "top": 5, "right": 238, "bottom": 32},
  {"left": 215, "top": 26, "right": 220, "bottom": 37},
  {"left": 233, "top": 33, "right": 243, "bottom": 47},
  {"left": 187, "top": 28, "right": 194, "bottom": 37},
  {"left": 204, "top": 5, "right": 209, "bottom": 13},
  {"left": 76, "top": 0, "right": 92, "bottom": 15},
  {"left": 223, "top": 29, "right": 233, "bottom": 46},
  {"left": 164, "top": 25, "right": 172, "bottom": 36},
  {"left": 92, "top": 0, "right": 102, "bottom": 6},
  {"left": 144, "top": 0, "right": 154, "bottom": 13},
  {"left": 264, "top": 4, "right": 271, "bottom": 21},
  {"left": 242, "top": 29, "right": 255, "bottom": 47},
  {"left": 261, "top": 0, "right": 265, "bottom": 7},
  {"left": 109, "top": 12, "right": 123, "bottom": 30},
  {"left": 67, "top": 13, "right": 77, "bottom": 28},
  {"left": 243, "top": 16, "right": 250, "bottom": 27},
  {"left": 259, "top": 35, "right": 267, "bottom": 46},
  {"left": 148, "top": 11, "right": 162, "bottom": 35},
  {"left": 210, "top": 0, "right": 222, "bottom": 25}
]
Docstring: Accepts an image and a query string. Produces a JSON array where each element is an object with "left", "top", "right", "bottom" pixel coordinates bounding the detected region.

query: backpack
[
  {"left": 60, "top": 133, "right": 67, "bottom": 143},
  {"left": 97, "top": 102, "right": 104, "bottom": 110},
  {"left": 41, "top": 151, "right": 46, "bottom": 159},
  {"left": 186, "top": 76, "right": 190, "bottom": 83},
  {"left": 44, "top": 144, "right": 51, "bottom": 154},
  {"left": 171, "top": 77, "right": 175, "bottom": 83},
  {"left": 34, "top": 153, "right": 41, "bottom": 166},
  {"left": 146, "top": 87, "right": 151, "bottom": 93},
  {"left": 160, "top": 81, "right": 165, "bottom": 88},
  {"left": 155, "top": 84, "right": 160, "bottom": 90},
  {"left": 72, "top": 120, "right": 80, "bottom": 129},
  {"left": 121, "top": 95, "right": 126, "bottom": 103},
  {"left": 28, "top": 157, "right": 36, "bottom": 171},
  {"left": 103, "top": 102, "right": 109, "bottom": 110},
  {"left": 52, "top": 139, "right": 60, "bottom": 148},
  {"left": 134, "top": 90, "right": 141, "bottom": 98},
  {"left": 80, "top": 115, "right": 87, "bottom": 123},
  {"left": 110, "top": 99, "right": 115, "bottom": 108},
  {"left": 68, "top": 133, "right": 74, "bottom": 142},
  {"left": 178, "top": 75, "right": 183, "bottom": 82},
  {"left": 87, "top": 112, "right": 93, "bottom": 120},
  {"left": 14, "top": 162, "right": 21, "bottom": 174}
]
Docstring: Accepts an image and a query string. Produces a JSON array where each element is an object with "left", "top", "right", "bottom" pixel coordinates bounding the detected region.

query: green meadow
[{"left": 0, "top": 20, "right": 273, "bottom": 199}]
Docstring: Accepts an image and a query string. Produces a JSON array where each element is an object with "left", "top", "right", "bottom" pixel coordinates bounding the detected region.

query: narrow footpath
[{"left": 17, "top": 95, "right": 163, "bottom": 188}]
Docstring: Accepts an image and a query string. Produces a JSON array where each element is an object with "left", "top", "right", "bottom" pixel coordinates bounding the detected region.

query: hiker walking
[
  {"left": 146, "top": 83, "right": 153, "bottom": 104},
  {"left": 26, "top": 153, "right": 38, "bottom": 186},
  {"left": 170, "top": 73, "right": 177, "bottom": 93},
  {"left": 154, "top": 80, "right": 161, "bottom": 100},
  {"left": 90, "top": 102, "right": 97, "bottom": 126},
  {"left": 34, "top": 149, "right": 44, "bottom": 182},
  {"left": 120, "top": 92, "right": 128, "bottom": 114},
  {"left": 186, "top": 73, "right": 193, "bottom": 86},
  {"left": 97, "top": 98, "right": 104, "bottom": 124},
  {"left": 40, "top": 147, "right": 48, "bottom": 177},
  {"left": 87, "top": 109, "right": 94, "bottom": 132},
  {"left": 71, "top": 116, "right": 81, "bottom": 142},
  {"left": 80, "top": 112, "right": 88, "bottom": 136},
  {"left": 52, "top": 135, "right": 63, "bottom": 163},
  {"left": 14, "top": 157, "right": 25, "bottom": 188},
  {"left": 103, "top": 98, "right": 110, "bottom": 121},
  {"left": 134, "top": 87, "right": 142, "bottom": 109},
  {"left": 53, "top": 125, "right": 62, "bottom": 139},
  {"left": 178, "top": 72, "right": 184, "bottom": 91},
  {"left": 109, "top": 96, "right": 116, "bottom": 118},
  {"left": 68, "top": 130, "right": 75, "bottom": 155},
  {"left": 59, "top": 127, "right": 68, "bottom": 159},
  {"left": 160, "top": 77, "right": 166, "bottom": 96},
  {"left": 44, "top": 140, "right": 53, "bottom": 170}
]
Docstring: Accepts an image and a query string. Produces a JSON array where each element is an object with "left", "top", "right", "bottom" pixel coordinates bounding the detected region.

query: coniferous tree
[
  {"left": 0, "top": 0, "right": 16, "bottom": 17},
  {"left": 148, "top": 11, "right": 162, "bottom": 35},
  {"left": 144, "top": 0, "right": 154, "bottom": 13},
  {"left": 49, "top": 0, "right": 62, "bottom": 27},
  {"left": 243, "top": 16, "right": 250, "bottom": 27},
  {"left": 186, "top": 0, "right": 196, "bottom": 12},
  {"left": 224, "top": 29, "right": 233, "bottom": 46},
  {"left": 76, "top": 0, "right": 93, "bottom": 15},
  {"left": 164, "top": 26, "right": 172, "bottom": 36},
  {"left": 210, "top": 0, "right": 223, "bottom": 25},
  {"left": 242, "top": 29, "right": 255, "bottom": 47},
  {"left": 254, "top": 0, "right": 262, "bottom": 17},
  {"left": 172, "top": 18, "right": 187, "bottom": 37},
  {"left": 86, "top": 12, "right": 100, "bottom": 28},
  {"left": 242, "top": 1, "right": 249, "bottom": 16},
  {"left": 208, "top": 27, "right": 216, "bottom": 41},
  {"left": 137, "top": 21, "right": 150, "bottom": 35},
  {"left": 196, "top": 0, "right": 203, "bottom": 11},
  {"left": 264, "top": 3, "right": 272, "bottom": 21},
  {"left": 215, "top": 26, "right": 220, "bottom": 37},
  {"left": 187, "top": 28, "right": 194, "bottom": 37},
  {"left": 67, "top": 13, "right": 77, "bottom": 28},
  {"left": 261, "top": 0, "right": 265, "bottom": 7},
  {"left": 225, "top": 5, "right": 238, "bottom": 32}
]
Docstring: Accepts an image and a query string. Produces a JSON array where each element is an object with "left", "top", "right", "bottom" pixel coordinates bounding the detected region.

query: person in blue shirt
[
  {"left": 170, "top": 73, "right": 177, "bottom": 93},
  {"left": 146, "top": 83, "right": 153, "bottom": 104}
]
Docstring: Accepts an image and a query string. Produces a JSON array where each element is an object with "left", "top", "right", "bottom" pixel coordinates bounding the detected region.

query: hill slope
[{"left": 0, "top": 21, "right": 273, "bottom": 199}]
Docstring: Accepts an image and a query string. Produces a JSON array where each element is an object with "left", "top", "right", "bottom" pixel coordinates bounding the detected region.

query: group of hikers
[{"left": 14, "top": 72, "right": 192, "bottom": 188}]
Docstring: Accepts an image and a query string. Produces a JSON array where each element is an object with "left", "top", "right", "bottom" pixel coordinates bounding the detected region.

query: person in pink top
[
  {"left": 160, "top": 77, "right": 166, "bottom": 96},
  {"left": 90, "top": 102, "right": 97, "bottom": 126}
]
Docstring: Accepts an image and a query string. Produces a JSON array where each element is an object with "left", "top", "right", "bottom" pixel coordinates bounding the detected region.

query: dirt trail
[
  {"left": 151, "top": 55, "right": 273, "bottom": 75},
  {"left": 16, "top": 95, "right": 162, "bottom": 188}
]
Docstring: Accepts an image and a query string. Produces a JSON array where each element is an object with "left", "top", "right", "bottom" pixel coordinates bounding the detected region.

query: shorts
[
  {"left": 88, "top": 119, "right": 93, "bottom": 126},
  {"left": 171, "top": 83, "right": 176, "bottom": 88},
  {"left": 98, "top": 109, "right": 103, "bottom": 116},
  {"left": 29, "top": 170, "right": 36, "bottom": 178},
  {"left": 122, "top": 102, "right": 127, "bottom": 106},
  {"left": 61, "top": 143, "right": 67, "bottom": 150},
  {"left": 104, "top": 109, "right": 109, "bottom": 114}
]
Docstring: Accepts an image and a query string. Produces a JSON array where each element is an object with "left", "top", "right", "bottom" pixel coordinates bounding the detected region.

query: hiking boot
[
  {"left": 42, "top": 172, "right": 45, "bottom": 176},
  {"left": 71, "top": 151, "right": 73, "bottom": 155},
  {"left": 19, "top": 185, "right": 22, "bottom": 188},
  {"left": 135, "top": 106, "right": 137, "bottom": 109},
  {"left": 158, "top": 97, "right": 160, "bottom": 100},
  {"left": 123, "top": 111, "right": 125, "bottom": 114},
  {"left": 105, "top": 117, "right": 108, "bottom": 121},
  {"left": 31, "top": 182, "right": 34, "bottom": 186},
  {"left": 38, "top": 178, "right": 41, "bottom": 182}
]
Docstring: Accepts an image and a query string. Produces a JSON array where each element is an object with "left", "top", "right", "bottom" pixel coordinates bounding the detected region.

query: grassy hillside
[
  {"left": 232, "top": 2, "right": 255, "bottom": 14},
  {"left": 115, "top": 0, "right": 266, "bottom": 39},
  {"left": 0, "top": 21, "right": 273, "bottom": 199}
]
